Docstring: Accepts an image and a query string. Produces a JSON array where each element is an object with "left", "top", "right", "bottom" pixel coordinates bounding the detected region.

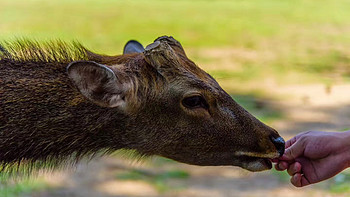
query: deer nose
[{"left": 270, "top": 136, "right": 285, "bottom": 157}]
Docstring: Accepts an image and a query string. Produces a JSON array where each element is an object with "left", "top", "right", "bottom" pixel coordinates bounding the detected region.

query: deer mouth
[
  {"left": 238, "top": 156, "right": 274, "bottom": 172},
  {"left": 232, "top": 150, "right": 280, "bottom": 171}
]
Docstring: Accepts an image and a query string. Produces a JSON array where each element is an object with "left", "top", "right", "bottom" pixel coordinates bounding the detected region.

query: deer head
[{"left": 67, "top": 36, "right": 284, "bottom": 171}]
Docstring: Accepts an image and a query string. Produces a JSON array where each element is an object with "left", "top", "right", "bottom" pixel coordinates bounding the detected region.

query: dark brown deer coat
[{"left": 0, "top": 36, "right": 284, "bottom": 173}]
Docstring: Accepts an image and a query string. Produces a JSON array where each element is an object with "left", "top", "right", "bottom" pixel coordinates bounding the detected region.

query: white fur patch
[{"left": 234, "top": 151, "right": 279, "bottom": 159}]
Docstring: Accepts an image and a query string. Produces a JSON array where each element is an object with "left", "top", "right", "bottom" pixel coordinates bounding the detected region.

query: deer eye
[{"left": 182, "top": 95, "right": 209, "bottom": 110}]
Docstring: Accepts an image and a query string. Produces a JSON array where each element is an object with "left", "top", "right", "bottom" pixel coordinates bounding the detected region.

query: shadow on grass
[
  {"left": 116, "top": 168, "right": 189, "bottom": 193},
  {"left": 231, "top": 94, "right": 284, "bottom": 124}
]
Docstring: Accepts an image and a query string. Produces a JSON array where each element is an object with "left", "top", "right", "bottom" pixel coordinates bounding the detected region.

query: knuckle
[
  {"left": 298, "top": 135, "right": 308, "bottom": 145},
  {"left": 289, "top": 148, "right": 296, "bottom": 157},
  {"left": 287, "top": 165, "right": 296, "bottom": 176}
]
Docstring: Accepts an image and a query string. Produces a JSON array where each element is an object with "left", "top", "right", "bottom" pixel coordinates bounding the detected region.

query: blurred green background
[
  {"left": 1, "top": 0, "right": 350, "bottom": 196},
  {"left": 2, "top": 0, "right": 350, "bottom": 88}
]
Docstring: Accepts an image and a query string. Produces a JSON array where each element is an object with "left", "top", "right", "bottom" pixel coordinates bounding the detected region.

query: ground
[
  {"left": 22, "top": 82, "right": 350, "bottom": 197},
  {"left": 1, "top": 0, "right": 350, "bottom": 196}
]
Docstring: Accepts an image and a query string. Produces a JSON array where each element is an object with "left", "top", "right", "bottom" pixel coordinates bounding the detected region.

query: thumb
[{"left": 280, "top": 138, "right": 305, "bottom": 161}]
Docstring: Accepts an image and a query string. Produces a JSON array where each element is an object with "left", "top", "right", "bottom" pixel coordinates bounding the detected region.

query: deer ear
[{"left": 67, "top": 61, "right": 127, "bottom": 108}]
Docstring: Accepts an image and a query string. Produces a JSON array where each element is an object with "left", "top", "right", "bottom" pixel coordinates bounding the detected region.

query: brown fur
[{"left": 0, "top": 36, "right": 284, "bottom": 174}]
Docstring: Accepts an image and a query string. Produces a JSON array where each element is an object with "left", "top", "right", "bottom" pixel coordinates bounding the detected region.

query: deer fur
[{"left": 0, "top": 36, "right": 284, "bottom": 175}]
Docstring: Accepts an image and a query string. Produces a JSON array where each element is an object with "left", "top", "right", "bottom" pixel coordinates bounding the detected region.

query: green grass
[
  {"left": 270, "top": 168, "right": 290, "bottom": 183},
  {"left": 329, "top": 170, "right": 350, "bottom": 193},
  {"left": 0, "top": 176, "right": 47, "bottom": 197},
  {"left": 1, "top": 0, "right": 350, "bottom": 81},
  {"left": 116, "top": 168, "right": 189, "bottom": 193},
  {"left": 209, "top": 67, "right": 262, "bottom": 82}
]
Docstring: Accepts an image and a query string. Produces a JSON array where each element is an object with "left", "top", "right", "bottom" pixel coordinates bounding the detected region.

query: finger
[
  {"left": 285, "top": 132, "right": 306, "bottom": 149},
  {"left": 291, "top": 173, "right": 311, "bottom": 187},
  {"left": 287, "top": 162, "right": 301, "bottom": 176},
  {"left": 300, "top": 175, "right": 311, "bottom": 187},
  {"left": 291, "top": 173, "right": 302, "bottom": 187},
  {"left": 285, "top": 136, "right": 297, "bottom": 149},
  {"left": 281, "top": 138, "right": 305, "bottom": 161},
  {"left": 275, "top": 161, "right": 289, "bottom": 171}
]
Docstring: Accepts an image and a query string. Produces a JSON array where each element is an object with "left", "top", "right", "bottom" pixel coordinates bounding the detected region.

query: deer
[{"left": 0, "top": 36, "right": 284, "bottom": 174}]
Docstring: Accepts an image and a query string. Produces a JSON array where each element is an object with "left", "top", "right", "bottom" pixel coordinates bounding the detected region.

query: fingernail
[
  {"left": 278, "top": 163, "right": 286, "bottom": 170},
  {"left": 294, "top": 164, "right": 299, "bottom": 172},
  {"left": 293, "top": 174, "right": 301, "bottom": 187},
  {"left": 280, "top": 154, "right": 289, "bottom": 160}
]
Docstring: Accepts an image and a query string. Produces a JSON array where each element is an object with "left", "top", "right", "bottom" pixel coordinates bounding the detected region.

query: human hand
[{"left": 274, "top": 131, "right": 350, "bottom": 187}]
